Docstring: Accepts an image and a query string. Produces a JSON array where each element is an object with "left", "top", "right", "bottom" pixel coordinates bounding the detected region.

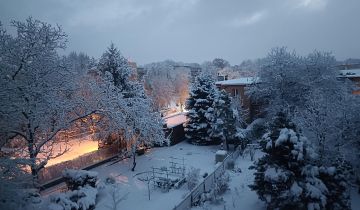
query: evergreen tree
[
  {"left": 250, "top": 112, "right": 350, "bottom": 210},
  {"left": 319, "top": 159, "right": 352, "bottom": 210},
  {"left": 185, "top": 73, "right": 216, "bottom": 145},
  {"left": 98, "top": 43, "right": 133, "bottom": 95},
  {"left": 211, "top": 90, "right": 237, "bottom": 150}
]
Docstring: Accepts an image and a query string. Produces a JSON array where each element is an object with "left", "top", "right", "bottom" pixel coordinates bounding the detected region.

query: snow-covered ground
[
  {"left": 193, "top": 151, "right": 265, "bottom": 210},
  {"left": 40, "top": 141, "right": 360, "bottom": 210},
  {"left": 92, "top": 141, "right": 221, "bottom": 210},
  {"left": 193, "top": 151, "right": 360, "bottom": 210}
]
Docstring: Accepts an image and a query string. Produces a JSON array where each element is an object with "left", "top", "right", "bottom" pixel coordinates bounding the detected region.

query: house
[
  {"left": 215, "top": 77, "right": 260, "bottom": 121},
  {"left": 337, "top": 68, "right": 360, "bottom": 95}
]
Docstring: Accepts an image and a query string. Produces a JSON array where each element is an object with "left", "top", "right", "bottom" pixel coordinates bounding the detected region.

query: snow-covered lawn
[
  {"left": 193, "top": 151, "right": 265, "bottom": 210},
  {"left": 92, "top": 141, "right": 221, "bottom": 210}
]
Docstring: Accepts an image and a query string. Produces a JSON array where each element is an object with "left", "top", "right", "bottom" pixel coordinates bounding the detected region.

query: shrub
[
  {"left": 49, "top": 185, "right": 98, "bottom": 210},
  {"left": 186, "top": 167, "right": 200, "bottom": 190},
  {"left": 226, "top": 159, "right": 235, "bottom": 170},
  {"left": 200, "top": 172, "right": 230, "bottom": 205},
  {"left": 63, "top": 169, "right": 98, "bottom": 191},
  {"left": 214, "top": 172, "right": 230, "bottom": 195}
]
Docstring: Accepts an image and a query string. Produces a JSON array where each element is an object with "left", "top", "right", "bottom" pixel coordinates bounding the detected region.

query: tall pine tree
[
  {"left": 98, "top": 43, "right": 136, "bottom": 97},
  {"left": 210, "top": 90, "right": 238, "bottom": 150},
  {"left": 185, "top": 73, "right": 216, "bottom": 145}
]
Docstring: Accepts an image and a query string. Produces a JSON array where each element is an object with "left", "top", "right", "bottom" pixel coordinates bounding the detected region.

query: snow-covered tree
[
  {"left": 97, "top": 45, "right": 166, "bottom": 171},
  {"left": 143, "top": 60, "right": 190, "bottom": 112},
  {"left": 0, "top": 18, "right": 85, "bottom": 185},
  {"left": 121, "top": 95, "right": 167, "bottom": 171},
  {"left": 143, "top": 61, "right": 175, "bottom": 110},
  {"left": 210, "top": 90, "right": 238, "bottom": 150},
  {"left": 184, "top": 73, "right": 216, "bottom": 145},
  {"left": 174, "top": 70, "right": 189, "bottom": 111},
  {"left": 200, "top": 61, "right": 220, "bottom": 80},
  {"left": 64, "top": 51, "right": 96, "bottom": 74},
  {"left": 249, "top": 47, "right": 358, "bottom": 163},
  {"left": 212, "top": 58, "right": 230, "bottom": 70},
  {"left": 248, "top": 47, "right": 306, "bottom": 117},
  {"left": 250, "top": 113, "right": 351, "bottom": 210},
  {"left": 0, "top": 18, "right": 140, "bottom": 187},
  {"left": 98, "top": 43, "right": 133, "bottom": 95}
]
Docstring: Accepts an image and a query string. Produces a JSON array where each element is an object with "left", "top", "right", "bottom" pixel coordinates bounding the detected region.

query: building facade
[{"left": 215, "top": 77, "right": 260, "bottom": 121}]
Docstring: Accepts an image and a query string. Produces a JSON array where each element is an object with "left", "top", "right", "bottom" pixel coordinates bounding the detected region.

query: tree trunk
[
  {"left": 318, "top": 134, "right": 326, "bottom": 161},
  {"left": 131, "top": 144, "right": 136, "bottom": 171},
  {"left": 27, "top": 129, "right": 40, "bottom": 188},
  {"left": 131, "top": 152, "right": 136, "bottom": 171}
]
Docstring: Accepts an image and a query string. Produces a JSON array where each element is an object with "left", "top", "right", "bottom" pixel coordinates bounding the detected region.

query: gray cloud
[{"left": 0, "top": 0, "right": 359, "bottom": 64}]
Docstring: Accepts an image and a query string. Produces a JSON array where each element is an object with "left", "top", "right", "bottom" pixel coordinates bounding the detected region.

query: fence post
[
  {"left": 190, "top": 192, "right": 193, "bottom": 207},
  {"left": 203, "top": 180, "right": 206, "bottom": 192},
  {"left": 213, "top": 171, "right": 216, "bottom": 183}
]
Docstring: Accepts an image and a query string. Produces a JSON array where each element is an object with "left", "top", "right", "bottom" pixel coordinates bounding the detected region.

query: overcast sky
[{"left": 0, "top": 0, "right": 359, "bottom": 64}]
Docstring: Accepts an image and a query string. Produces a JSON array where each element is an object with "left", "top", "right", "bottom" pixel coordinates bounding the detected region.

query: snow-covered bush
[
  {"left": 50, "top": 185, "right": 98, "bottom": 210},
  {"left": 246, "top": 118, "right": 266, "bottom": 140},
  {"left": 319, "top": 163, "right": 351, "bottom": 210},
  {"left": 226, "top": 159, "right": 235, "bottom": 170},
  {"left": 186, "top": 167, "right": 200, "bottom": 190},
  {"left": 235, "top": 119, "right": 266, "bottom": 154},
  {"left": 63, "top": 169, "right": 98, "bottom": 191},
  {"left": 105, "top": 175, "right": 116, "bottom": 185},
  {"left": 250, "top": 113, "right": 351, "bottom": 210},
  {"left": 200, "top": 172, "right": 230, "bottom": 205},
  {"left": 214, "top": 172, "right": 230, "bottom": 196}
]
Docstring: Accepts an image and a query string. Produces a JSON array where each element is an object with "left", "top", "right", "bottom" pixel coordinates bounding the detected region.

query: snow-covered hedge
[
  {"left": 49, "top": 185, "right": 98, "bottom": 210},
  {"left": 63, "top": 169, "right": 98, "bottom": 191}
]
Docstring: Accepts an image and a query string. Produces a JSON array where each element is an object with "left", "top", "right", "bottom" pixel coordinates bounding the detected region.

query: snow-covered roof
[
  {"left": 215, "top": 77, "right": 260, "bottom": 86},
  {"left": 164, "top": 113, "right": 187, "bottom": 128},
  {"left": 338, "top": 69, "right": 360, "bottom": 78}
]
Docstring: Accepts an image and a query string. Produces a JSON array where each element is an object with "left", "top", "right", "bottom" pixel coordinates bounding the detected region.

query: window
[{"left": 232, "top": 88, "right": 239, "bottom": 96}]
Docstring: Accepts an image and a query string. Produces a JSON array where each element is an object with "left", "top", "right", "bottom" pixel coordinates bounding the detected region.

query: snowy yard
[
  {"left": 91, "top": 141, "right": 221, "bottom": 210},
  {"left": 192, "top": 151, "right": 360, "bottom": 210},
  {"left": 25, "top": 140, "right": 360, "bottom": 210},
  {"left": 192, "top": 151, "right": 265, "bottom": 210}
]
